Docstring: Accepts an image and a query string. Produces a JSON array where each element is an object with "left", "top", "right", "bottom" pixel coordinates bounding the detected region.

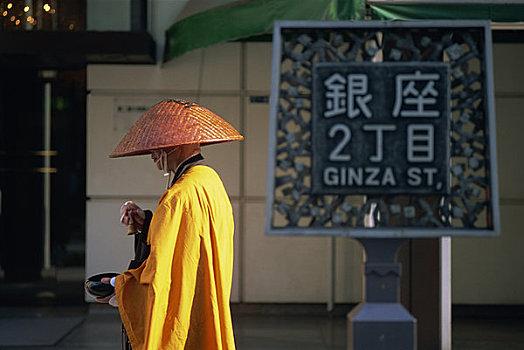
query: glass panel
[{"left": 0, "top": 0, "right": 86, "bottom": 31}]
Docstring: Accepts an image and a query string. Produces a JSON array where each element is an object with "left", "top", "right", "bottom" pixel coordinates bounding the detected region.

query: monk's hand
[
  {"left": 95, "top": 293, "right": 115, "bottom": 303},
  {"left": 95, "top": 277, "right": 118, "bottom": 307},
  {"left": 120, "top": 201, "right": 146, "bottom": 233}
]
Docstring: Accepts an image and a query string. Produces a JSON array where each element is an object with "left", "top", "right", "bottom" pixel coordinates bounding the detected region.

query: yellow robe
[{"left": 115, "top": 165, "right": 236, "bottom": 350}]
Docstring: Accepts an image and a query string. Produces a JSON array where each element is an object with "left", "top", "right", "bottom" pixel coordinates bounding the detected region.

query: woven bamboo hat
[{"left": 109, "top": 99, "right": 243, "bottom": 158}]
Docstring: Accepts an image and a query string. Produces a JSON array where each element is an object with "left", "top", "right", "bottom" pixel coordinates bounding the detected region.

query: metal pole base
[
  {"left": 347, "top": 238, "right": 417, "bottom": 350},
  {"left": 348, "top": 302, "right": 416, "bottom": 350}
]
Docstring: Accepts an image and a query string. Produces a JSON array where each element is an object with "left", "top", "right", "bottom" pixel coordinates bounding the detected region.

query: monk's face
[
  {"left": 150, "top": 146, "right": 186, "bottom": 172},
  {"left": 151, "top": 148, "right": 175, "bottom": 171},
  {"left": 151, "top": 150, "right": 162, "bottom": 170}
]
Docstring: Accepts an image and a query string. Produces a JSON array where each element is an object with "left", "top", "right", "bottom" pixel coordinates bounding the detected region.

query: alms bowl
[{"left": 84, "top": 272, "right": 119, "bottom": 298}]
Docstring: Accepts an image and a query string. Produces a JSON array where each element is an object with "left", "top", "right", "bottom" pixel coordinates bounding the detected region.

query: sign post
[
  {"left": 267, "top": 20, "right": 499, "bottom": 349},
  {"left": 348, "top": 238, "right": 415, "bottom": 349}
]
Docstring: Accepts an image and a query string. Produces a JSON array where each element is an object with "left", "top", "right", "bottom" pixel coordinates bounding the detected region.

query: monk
[{"left": 96, "top": 99, "right": 243, "bottom": 350}]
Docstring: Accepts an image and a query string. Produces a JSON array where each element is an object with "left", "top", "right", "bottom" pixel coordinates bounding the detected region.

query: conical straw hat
[{"left": 109, "top": 99, "right": 243, "bottom": 158}]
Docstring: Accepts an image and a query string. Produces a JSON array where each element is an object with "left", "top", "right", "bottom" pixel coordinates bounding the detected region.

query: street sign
[
  {"left": 312, "top": 62, "right": 450, "bottom": 195},
  {"left": 266, "top": 20, "right": 499, "bottom": 237}
]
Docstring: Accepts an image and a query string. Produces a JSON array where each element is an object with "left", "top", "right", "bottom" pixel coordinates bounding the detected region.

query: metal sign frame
[{"left": 266, "top": 20, "right": 500, "bottom": 237}]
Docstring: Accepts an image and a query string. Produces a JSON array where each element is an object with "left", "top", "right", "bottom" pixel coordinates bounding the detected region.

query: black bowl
[{"left": 85, "top": 272, "right": 119, "bottom": 298}]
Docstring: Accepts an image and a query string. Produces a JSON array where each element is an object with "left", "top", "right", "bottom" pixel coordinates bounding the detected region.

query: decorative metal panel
[{"left": 266, "top": 21, "right": 499, "bottom": 237}]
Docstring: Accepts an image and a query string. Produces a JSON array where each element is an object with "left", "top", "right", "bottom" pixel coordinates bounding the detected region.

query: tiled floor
[{"left": 1, "top": 304, "right": 523, "bottom": 350}]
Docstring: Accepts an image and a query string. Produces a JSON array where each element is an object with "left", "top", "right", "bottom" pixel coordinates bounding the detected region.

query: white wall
[
  {"left": 451, "top": 43, "right": 524, "bottom": 304},
  {"left": 87, "top": 41, "right": 524, "bottom": 305},
  {"left": 87, "top": 0, "right": 131, "bottom": 31}
]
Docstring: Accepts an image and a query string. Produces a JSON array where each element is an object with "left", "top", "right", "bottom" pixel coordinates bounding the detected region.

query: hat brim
[{"left": 109, "top": 99, "right": 244, "bottom": 158}]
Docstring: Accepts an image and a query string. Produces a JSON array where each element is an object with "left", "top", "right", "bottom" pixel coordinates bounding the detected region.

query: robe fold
[{"left": 115, "top": 165, "right": 236, "bottom": 350}]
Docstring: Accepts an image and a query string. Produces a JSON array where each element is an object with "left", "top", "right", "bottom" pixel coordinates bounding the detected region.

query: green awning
[
  {"left": 369, "top": 1, "right": 524, "bottom": 22},
  {"left": 164, "top": 0, "right": 524, "bottom": 62},
  {"left": 164, "top": 0, "right": 366, "bottom": 61}
]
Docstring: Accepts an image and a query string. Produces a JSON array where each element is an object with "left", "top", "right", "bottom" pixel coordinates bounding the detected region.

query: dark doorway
[{"left": 0, "top": 68, "right": 86, "bottom": 304}]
